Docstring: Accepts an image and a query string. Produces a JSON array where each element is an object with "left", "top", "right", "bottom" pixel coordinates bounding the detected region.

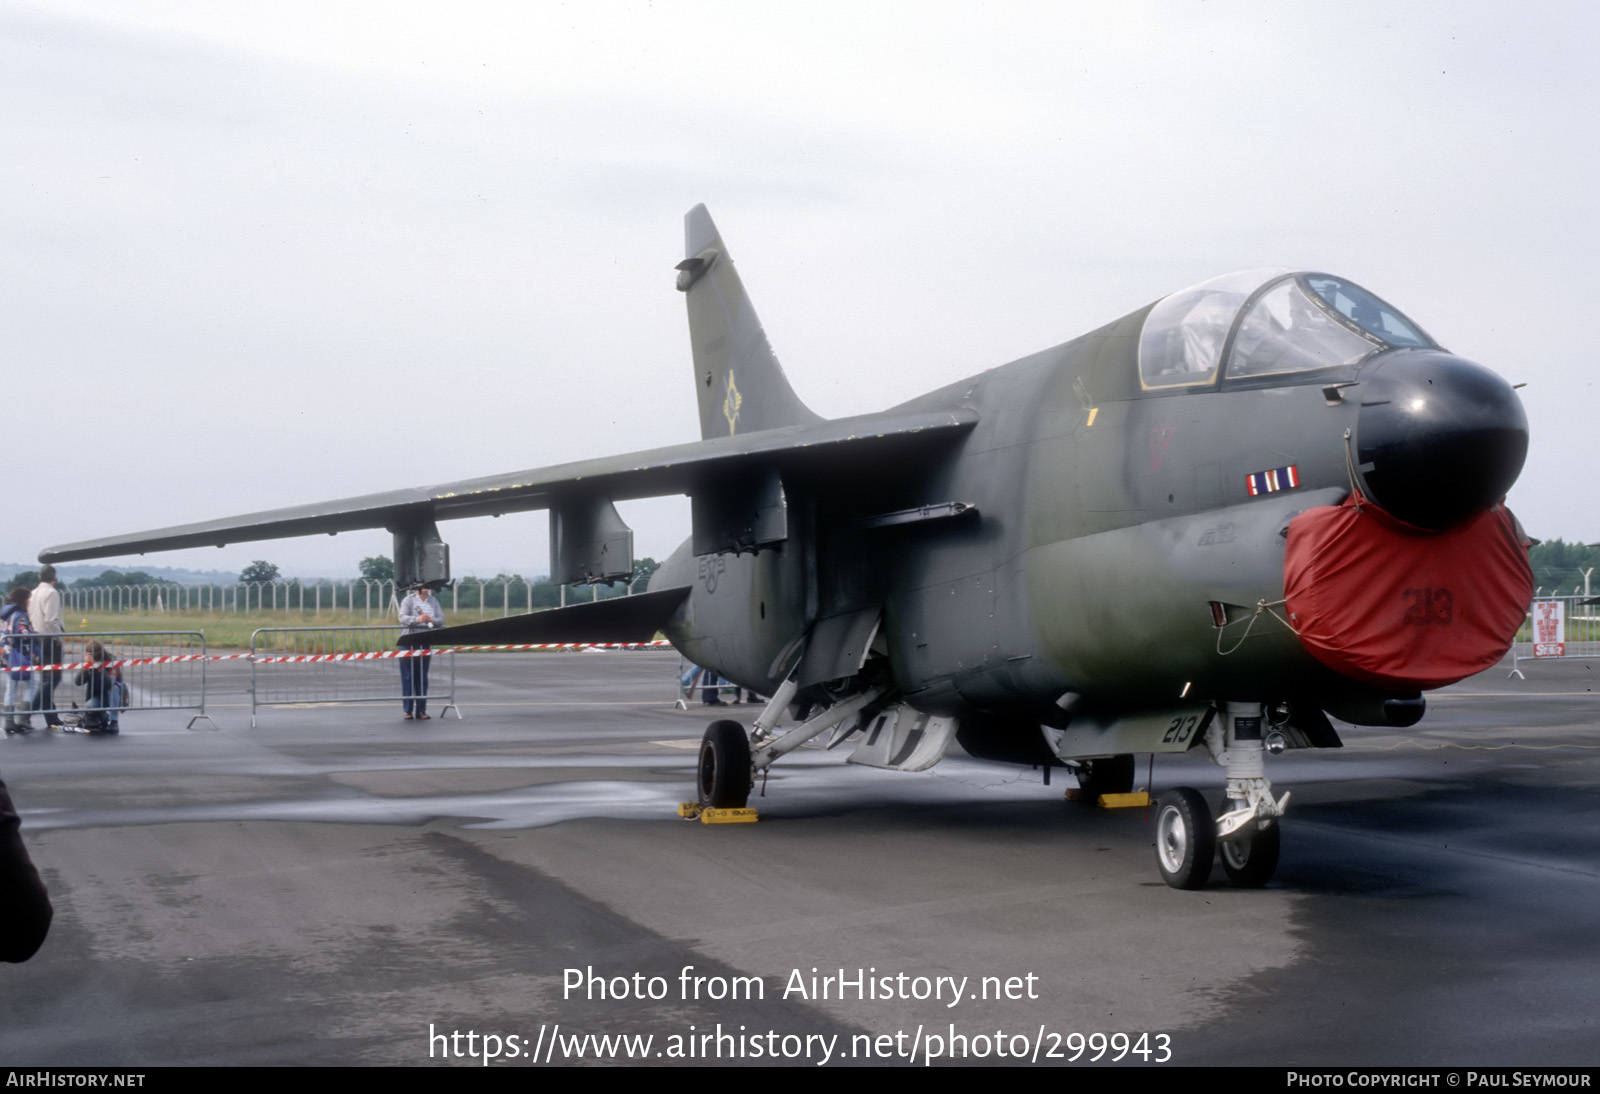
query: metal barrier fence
[
  {"left": 249, "top": 625, "right": 458, "bottom": 727},
  {"left": 1509, "top": 595, "right": 1600, "bottom": 677},
  {"left": 1, "top": 630, "right": 213, "bottom": 732}
]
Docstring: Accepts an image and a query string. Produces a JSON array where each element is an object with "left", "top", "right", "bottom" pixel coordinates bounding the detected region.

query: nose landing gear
[{"left": 1154, "top": 701, "right": 1288, "bottom": 890}]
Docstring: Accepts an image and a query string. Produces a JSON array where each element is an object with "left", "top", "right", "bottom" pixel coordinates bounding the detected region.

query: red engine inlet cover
[{"left": 1283, "top": 496, "right": 1533, "bottom": 691}]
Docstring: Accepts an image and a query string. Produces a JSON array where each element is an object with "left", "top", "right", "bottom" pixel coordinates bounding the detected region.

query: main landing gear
[
  {"left": 697, "top": 720, "right": 753, "bottom": 809},
  {"left": 1154, "top": 701, "right": 1288, "bottom": 890},
  {"left": 694, "top": 677, "right": 888, "bottom": 811}
]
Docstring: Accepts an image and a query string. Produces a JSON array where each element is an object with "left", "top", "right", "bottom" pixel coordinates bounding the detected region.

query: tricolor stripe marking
[{"left": 1246, "top": 464, "right": 1300, "bottom": 497}]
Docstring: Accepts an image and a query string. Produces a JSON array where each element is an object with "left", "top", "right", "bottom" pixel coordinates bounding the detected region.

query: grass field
[{"left": 64, "top": 611, "right": 403, "bottom": 650}]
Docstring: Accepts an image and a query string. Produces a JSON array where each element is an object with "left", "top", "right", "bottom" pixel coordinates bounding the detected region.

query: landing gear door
[
  {"left": 796, "top": 607, "right": 880, "bottom": 688},
  {"left": 848, "top": 705, "right": 957, "bottom": 771},
  {"left": 1044, "top": 704, "right": 1216, "bottom": 760}
]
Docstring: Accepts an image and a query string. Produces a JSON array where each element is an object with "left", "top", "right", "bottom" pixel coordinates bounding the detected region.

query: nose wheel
[
  {"left": 1154, "top": 787, "right": 1215, "bottom": 889},
  {"left": 1153, "top": 787, "right": 1283, "bottom": 889},
  {"left": 1219, "top": 822, "right": 1280, "bottom": 888}
]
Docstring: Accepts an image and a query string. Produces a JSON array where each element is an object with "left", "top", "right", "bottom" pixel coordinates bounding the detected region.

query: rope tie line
[{"left": 1215, "top": 597, "right": 1296, "bottom": 656}]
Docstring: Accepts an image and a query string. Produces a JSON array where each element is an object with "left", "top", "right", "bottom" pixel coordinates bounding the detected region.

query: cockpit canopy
[{"left": 1138, "top": 269, "right": 1433, "bottom": 391}]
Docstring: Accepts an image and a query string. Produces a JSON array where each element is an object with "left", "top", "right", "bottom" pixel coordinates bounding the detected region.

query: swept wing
[{"left": 40, "top": 407, "right": 977, "bottom": 563}]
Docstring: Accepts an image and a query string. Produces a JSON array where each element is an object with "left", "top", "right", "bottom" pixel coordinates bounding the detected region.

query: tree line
[
  {"left": 7, "top": 568, "right": 174, "bottom": 594},
  {"left": 1528, "top": 539, "right": 1600, "bottom": 596},
  {"left": 8, "top": 556, "right": 665, "bottom": 604}
]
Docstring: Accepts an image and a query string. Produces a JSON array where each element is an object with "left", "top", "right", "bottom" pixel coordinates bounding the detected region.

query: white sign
[{"left": 1532, "top": 599, "right": 1566, "bottom": 658}]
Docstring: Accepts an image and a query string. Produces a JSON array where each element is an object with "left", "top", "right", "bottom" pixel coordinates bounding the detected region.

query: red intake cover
[{"left": 1283, "top": 496, "right": 1532, "bottom": 691}]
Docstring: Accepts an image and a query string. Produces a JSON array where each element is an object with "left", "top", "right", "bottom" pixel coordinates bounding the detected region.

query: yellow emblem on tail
[{"left": 723, "top": 370, "right": 742, "bottom": 434}]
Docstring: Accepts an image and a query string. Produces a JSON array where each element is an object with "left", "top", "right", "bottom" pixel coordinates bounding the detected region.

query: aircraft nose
[{"left": 1354, "top": 350, "right": 1528, "bottom": 531}]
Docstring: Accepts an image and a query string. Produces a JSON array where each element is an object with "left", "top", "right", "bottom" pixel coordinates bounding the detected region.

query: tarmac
[{"left": 0, "top": 650, "right": 1596, "bottom": 1066}]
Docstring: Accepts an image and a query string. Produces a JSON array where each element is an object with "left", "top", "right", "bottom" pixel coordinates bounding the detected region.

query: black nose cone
[{"left": 1355, "top": 350, "right": 1528, "bottom": 531}]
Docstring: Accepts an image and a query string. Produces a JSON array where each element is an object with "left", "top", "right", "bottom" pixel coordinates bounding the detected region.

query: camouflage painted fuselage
[{"left": 659, "top": 303, "right": 1362, "bottom": 730}]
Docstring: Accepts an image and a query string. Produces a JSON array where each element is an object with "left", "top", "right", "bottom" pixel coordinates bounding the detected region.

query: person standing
[
  {"left": 397, "top": 581, "right": 444, "bottom": 720},
  {"left": 0, "top": 588, "right": 35, "bottom": 733},
  {"left": 26, "top": 566, "right": 63, "bottom": 730}
]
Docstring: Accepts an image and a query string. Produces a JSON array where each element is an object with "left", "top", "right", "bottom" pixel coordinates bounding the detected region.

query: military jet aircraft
[{"left": 43, "top": 206, "right": 1533, "bottom": 889}]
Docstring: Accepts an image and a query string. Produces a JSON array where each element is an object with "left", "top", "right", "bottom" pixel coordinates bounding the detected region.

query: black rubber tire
[
  {"left": 1075, "top": 754, "right": 1136, "bottom": 799},
  {"left": 1219, "top": 822, "right": 1281, "bottom": 888},
  {"left": 1154, "top": 787, "right": 1215, "bottom": 890},
  {"left": 698, "top": 720, "right": 753, "bottom": 809}
]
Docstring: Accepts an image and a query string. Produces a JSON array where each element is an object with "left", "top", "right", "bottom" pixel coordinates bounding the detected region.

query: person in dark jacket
[
  {"left": 74, "top": 640, "right": 119, "bottom": 734},
  {"left": 0, "top": 774, "right": 51, "bottom": 962}
]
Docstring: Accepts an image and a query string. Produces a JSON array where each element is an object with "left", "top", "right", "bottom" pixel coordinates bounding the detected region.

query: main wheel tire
[
  {"left": 698, "top": 720, "right": 753, "bottom": 809},
  {"left": 1075, "top": 754, "right": 1136, "bottom": 800},
  {"left": 1219, "top": 822, "right": 1281, "bottom": 888},
  {"left": 1154, "top": 787, "right": 1216, "bottom": 890}
]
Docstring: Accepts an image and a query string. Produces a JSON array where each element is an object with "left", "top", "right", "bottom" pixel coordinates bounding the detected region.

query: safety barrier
[
  {"left": 249, "top": 625, "right": 459, "bottom": 727},
  {"left": 1508, "top": 595, "right": 1600, "bottom": 677},
  {"left": 0, "top": 625, "right": 671, "bottom": 731},
  {"left": 0, "top": 630, "right": 214, "bottom": 732}
]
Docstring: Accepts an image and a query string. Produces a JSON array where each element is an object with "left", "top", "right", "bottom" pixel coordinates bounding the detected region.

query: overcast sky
[{"left": 5, "top": 1, "right": 1595, "bottom": 579}]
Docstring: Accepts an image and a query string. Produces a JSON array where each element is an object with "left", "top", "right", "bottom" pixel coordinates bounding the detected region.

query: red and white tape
[{"left": 11, "top": 641, "right": 673, "bottom": 673}]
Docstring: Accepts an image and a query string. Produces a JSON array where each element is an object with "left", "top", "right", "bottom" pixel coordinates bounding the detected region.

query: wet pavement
[{"left": 0, "top": 651, "right": 1595, "bottom": 1066}]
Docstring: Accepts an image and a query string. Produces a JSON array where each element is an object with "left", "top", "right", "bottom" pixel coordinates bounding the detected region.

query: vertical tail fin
[{"left": 676, "top": 204, "right": 821, "bottom": 439}]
